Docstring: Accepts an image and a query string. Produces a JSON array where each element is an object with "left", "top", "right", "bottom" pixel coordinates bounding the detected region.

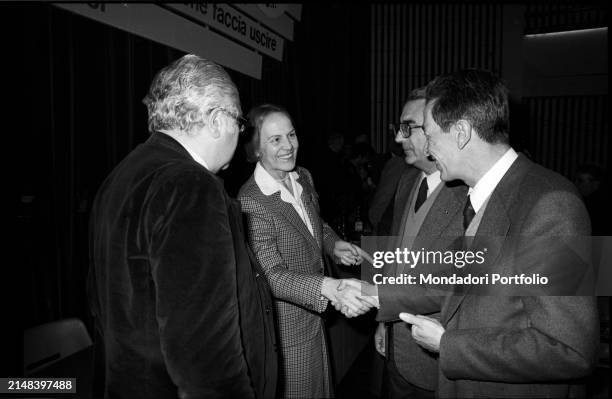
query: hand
[
  {"left": 398, "top": 313, "right": 445, "bottom": 353},
  {"left": 333, "top": 240, "right": 362, "bottom": 265},
  {"left": 337, "top": 278, "right": 379, "bottom": 309},
  {"left": 321, "top": 278, "right": 370, "bottom": 317},
  {"left": 374, "top": 322, "right": 386, "bottom": 357}
]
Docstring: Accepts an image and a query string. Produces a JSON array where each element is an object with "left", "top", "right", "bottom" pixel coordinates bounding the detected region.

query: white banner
[
  {"left": 286, "top": 4, "right": 302, "bottom": 21},
  {"left": 166, "top": 4, "right": 284, "bottom": 61},
  {"left": 55, "top": 3, "right": 262, "bottom": 79},
  {"left": 233, "top": 3, "right": 294, "bottom": 40},
  {"left": 257, "top": 4, "right": 288, "bottom": 18}
]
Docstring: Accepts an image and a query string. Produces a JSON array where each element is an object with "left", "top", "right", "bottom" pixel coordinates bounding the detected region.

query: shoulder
[
  {"left": 509, "top": 157, "right": 589, "bottom": 233},
  {"left": 237, "top": 174, "right": 267, "bottom": 211},
  {"left": 297, "top": 166, "right": 314, "bottom": 183},
  {"left": 518, "top": 158, "right": 581, "bottom": 202},
  {"left": 398, "top": 166, "right": 421, "bottom": 188},
  {"left": 237, "top": 174, "right": 260, "bottom": 200},
  {"left": 164, "top": 162, "right": 224, "bottom": 191},
  {"left": 151, "top": 163, "right": 228, "bottom": 211}
]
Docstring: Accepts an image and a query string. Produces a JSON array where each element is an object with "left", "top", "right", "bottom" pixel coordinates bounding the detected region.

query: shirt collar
[
  {"left": 468, "top": 148, "right": 518, "bottom": 212},
  {"left": 254, "top": 162, "right": 300, "bottom": 198},
  {"left": 421, "top": 170, "right": 442, "bottom": 197}
]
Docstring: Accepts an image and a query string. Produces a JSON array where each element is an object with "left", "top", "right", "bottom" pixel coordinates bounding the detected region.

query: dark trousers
[
  {"left": 384, "top": 323, "right": 435, "bottom": 399},
  {"left": 384, "top": 358, "right": 435, "bottom": 399}
]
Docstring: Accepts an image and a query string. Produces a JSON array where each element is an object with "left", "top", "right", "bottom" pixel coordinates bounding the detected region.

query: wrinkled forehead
[{"left": 261, "top": 112, "right": 294, "bottom": 137}]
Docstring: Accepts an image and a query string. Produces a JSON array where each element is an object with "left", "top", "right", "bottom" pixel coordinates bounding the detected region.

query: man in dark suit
[
  {"left": 371, "top": 88, "right": 467, "bottom": 398},
  {"left": 367, "top": 143, "right": 415, "bottom": 236},
  {"left": 88, "top": 54, "right": 277, "bottom": 399},
  {"left": 388, "top": 69, "right": 599, "bottom": 397}
]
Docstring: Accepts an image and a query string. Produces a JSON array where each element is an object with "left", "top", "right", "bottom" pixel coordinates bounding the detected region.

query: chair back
[{"left": 24, "top": 318, "right": 93, "bottom": 376}]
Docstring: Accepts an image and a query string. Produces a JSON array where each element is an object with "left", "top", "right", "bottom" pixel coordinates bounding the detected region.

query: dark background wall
[
  {"left": 370, "top": 3, "right": 506, "bottom": 152},
  {"left": 370, "top": 2, "right": 608, "bottom": 179},
  {"left": 8, "top": 1, "right": 608, "bottom": 379}
]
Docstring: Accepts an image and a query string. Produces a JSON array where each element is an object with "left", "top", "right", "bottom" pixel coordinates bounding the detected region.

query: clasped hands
[
  {"left": 321, "top": 277, "right": 379, "bottom": 318},
  {"left": 333, "top": 240, "right": 366, "bottom": 266}
]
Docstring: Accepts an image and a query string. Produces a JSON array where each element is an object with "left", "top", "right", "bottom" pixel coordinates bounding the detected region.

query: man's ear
[
  {"left": 207, "top": 108, "right": 223, "bottom": 139},
  {"left": 454, "top": 119, "right": 471, "bottom": 150}
]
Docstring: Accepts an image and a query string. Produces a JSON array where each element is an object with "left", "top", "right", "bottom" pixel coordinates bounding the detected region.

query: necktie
[
  {"left": 463, "top": 195, "right": 476, "bottom": 231},
  {"left": 414, "top": 177, "right": 428, "bottom": 213}
]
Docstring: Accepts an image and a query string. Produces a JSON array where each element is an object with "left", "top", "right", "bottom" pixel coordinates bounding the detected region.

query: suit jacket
[
  {"left": 368, "top": 156, "right": 415, "bottom": 235},
  {"left": 389, "top": 166, "right": 423, "bottom": 237},
  {"left": 238, "top": 166, "right": 338, "bottom": 398},
  {"left": 88, "top": 132, "right": 277, "bottom": 399},
  {"left": 378, "top": 178, "right": 468, "bottom": 391},
  {"left": 380, "top": 154, "right": 599, "bottom": 398}
]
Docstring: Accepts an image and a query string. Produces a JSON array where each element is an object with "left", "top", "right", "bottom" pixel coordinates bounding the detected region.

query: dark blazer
[
  {"left": 88, "top": 132, "right": 277, "bottom": 399},
  {"left": 388, "top": 166, "right": 422, "bottom": 237},
  {"left": 378, "top": 178, "right": 467, "bottom": 391},
  {"left": 380, "top": 154, "right": 599, "bottom": 398},
  {"left": 368, "top": 156, "right": 415, "bottom": 235}
]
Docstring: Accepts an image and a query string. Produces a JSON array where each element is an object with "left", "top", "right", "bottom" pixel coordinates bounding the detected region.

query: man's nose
[
  {"left": 281, "top": 136, "right": 294, "bottom": 149},
  {"left": 394, "top": 130, "right": 404, "bottom": 143}
]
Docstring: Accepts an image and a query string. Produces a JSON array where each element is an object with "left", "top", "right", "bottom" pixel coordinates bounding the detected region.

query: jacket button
[
  {"left": 255, "top": 272, "right": 260, "bottom": 278},
  {"left": 265, "top": 306, "right": 271, "bottom": 314}
]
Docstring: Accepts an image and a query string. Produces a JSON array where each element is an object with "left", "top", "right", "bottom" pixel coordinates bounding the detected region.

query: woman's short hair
[
  {"left": 244, "top": 104, "right": 293, "bottom": 163},
  {"left": 142, "top": 54, "right": 239, "bottom": 135}
]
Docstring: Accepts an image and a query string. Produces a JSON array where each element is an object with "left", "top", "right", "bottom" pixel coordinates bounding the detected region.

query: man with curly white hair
[{"left": 88, "top": 54, "right": 277, "bottom": 399}]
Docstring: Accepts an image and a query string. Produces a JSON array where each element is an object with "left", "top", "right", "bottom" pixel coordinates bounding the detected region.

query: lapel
[
  {"left": 415, "top": 182, "right": 467, "bottom": 247},
  {"left": 440, "top": 157, "right": 530, "bottom": 325},
  {"left": 297, "top": 173, "right": 323, "bottom": 250},
  {"left": 255, "top": 177, "right": 320, "bottom": 252},
  {"left": 391, "top": 167, "right": 421, "bottom": 236},
  {"left": 386, "top": 178, "right": 421, "bottom": 277}
]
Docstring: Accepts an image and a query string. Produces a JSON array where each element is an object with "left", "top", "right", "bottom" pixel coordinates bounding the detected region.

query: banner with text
[
  {"left": 55, "top": 3, "right": 262, "bottom": 79},
  {"left": 166, "top": 4, "right": 284, "bottom": 61},
  {"left": 234, "top": 3, "right": 294, "bottom": 40}
]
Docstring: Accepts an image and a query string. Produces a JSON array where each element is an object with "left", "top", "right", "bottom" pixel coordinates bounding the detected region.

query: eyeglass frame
[
  {"left": 394, "top": 122, "right": 425, "bottom": 139},
  {"left": 214, "top": 107, "right": 248, "bottom": 133}
]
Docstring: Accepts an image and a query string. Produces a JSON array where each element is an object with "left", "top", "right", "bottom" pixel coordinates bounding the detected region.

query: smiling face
[
  {"left": 423, "top": 100, "right": 461, "bottom": 181},
  {"left": 258, "top": 112, "right": 298, "bottom": 179},
  {"left": 396, "top": 99, "right": 429, "bottom": 169}
]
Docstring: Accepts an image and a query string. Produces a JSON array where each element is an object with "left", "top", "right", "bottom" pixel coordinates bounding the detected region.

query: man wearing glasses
[
  {"left": 88, "top": 54, "right": 277, "bottom": 399},
  {"left": 373, "top": 87, "right": 467, "bottom": 399}
]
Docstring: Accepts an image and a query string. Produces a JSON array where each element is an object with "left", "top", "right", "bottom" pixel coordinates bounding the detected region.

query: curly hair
[{"left": 142, "top": 54, "right": 240, "bottom": 135}]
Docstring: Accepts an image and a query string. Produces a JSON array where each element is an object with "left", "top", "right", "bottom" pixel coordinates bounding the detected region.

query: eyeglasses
[
  {"left": 216, "top": 108, "right": 248, "bottom": 133},
  {"left": 395, "top": 122, "right": 424, "bottom": 139}
]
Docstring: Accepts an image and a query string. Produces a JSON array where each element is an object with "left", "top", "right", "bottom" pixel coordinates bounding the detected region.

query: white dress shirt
[
  {"left": 468, "top": 148, "right": 519, "bottom": 213},
  {"left": 420, "top": 170, "right": 443, "bottom": 198}
]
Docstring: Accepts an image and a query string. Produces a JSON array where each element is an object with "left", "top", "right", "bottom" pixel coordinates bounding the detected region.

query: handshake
[{"left": 321, "top": 277, "right": 379, "bottom": 318}]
